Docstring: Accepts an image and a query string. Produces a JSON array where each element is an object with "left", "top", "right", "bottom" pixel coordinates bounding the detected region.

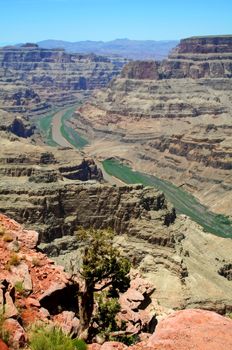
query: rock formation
[
  {"left": 0, "top": 132, "right": 231, "bottom": 313},
  {"left": 76, "top": 35, "right": 232, "bottom": 216},
  {"left": 88, "top": 309, "right": 232, "bottom": 350},
  {"left": 0, "top": 44, "right": 127, "bottom": 131},
  {"left": 0, "top": 36, "right": 232, "bottom": 345},
  {"left": 0, "top": 214, "right": 158, "bottom": 349},
  {"left": 1, "top": 214, "right": 232, "bottom": 350}
]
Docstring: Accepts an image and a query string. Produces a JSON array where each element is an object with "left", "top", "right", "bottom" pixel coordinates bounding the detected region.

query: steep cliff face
[
  {"left": 76, "top": 36, "right": 232, "bottom": 215},
  {"left": 0, "top": 44, "right": 126, "bottom": 90},
  {"left": 0, "top": 133, "right": 232, "bottom": 313},
  {"left": 0, "top": 44, "right": 127, "bottom": 120},
  {"left": 0, "top": 132, "right": 103, "bottom": 182},
  {"left": 122, "top": 36, "right": 232, "bottom": 79},
  {"left": 1, "top": 170, "right": 232, "bottom": 313}
]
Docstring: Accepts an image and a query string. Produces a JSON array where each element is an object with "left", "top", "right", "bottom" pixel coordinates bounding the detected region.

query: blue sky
[{"left": 1, "top": 0, "right": 232, "bottom": 44}]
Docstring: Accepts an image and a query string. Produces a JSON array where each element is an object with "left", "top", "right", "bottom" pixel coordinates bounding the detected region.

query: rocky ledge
[
  {"left": 0, "top": 214, "right": 158, "bottom": 349},
  {"left": 1, "top": 214, "right": 232, "bottom": 350}
]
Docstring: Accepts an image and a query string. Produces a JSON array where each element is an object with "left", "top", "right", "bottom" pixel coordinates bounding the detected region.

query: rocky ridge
[
  {"left": 0, "top": 44, "right": 127, "bottom": 135},
  {"left": 76, "top": 35, "right": 232, "bottom": 215},
  {"left": 0, "top": 213, "right": 159, "bottom": 349}
]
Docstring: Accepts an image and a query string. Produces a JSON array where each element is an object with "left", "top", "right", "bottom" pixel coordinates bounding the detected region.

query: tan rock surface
[
  {"left": 76, "top": 36, "right": 232, "bottom": 216},
  {"left": 0, "top": 45, "right": 126, "bottom": 120},
  {"left": 0, "top": 137, "right": 231, "bottom": 312}
]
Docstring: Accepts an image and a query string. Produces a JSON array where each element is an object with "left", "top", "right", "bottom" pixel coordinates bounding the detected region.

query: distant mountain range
[{"left": 37, "top": 38, "right": 179, "bottom": 60}]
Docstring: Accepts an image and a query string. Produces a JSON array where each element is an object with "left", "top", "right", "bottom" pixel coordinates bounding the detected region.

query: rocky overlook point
[
  {"left": 0, "top": 34, "right": 232, "bottom": 350},
  {"left": 1, "top": 214, "right": 232, "bottom": 350}
]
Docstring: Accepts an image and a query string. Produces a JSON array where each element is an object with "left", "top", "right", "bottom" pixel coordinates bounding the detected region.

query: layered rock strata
[
  {"left": 0, "top": 133, "right": 231, "bottom": 312},
  {"left": 0, "top": 44, "right": 127, "bottom": 129},
  {"left": 0, "top": 132, "right": 102, "bottom": 182},
  {"left": 76, "top": 36, "right": 232, "bottom": 215}
]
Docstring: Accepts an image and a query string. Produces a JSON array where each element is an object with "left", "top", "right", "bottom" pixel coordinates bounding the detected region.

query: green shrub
[
  {"left": 5, "top": 253, "right": 21, "bottom": 270},
  {"left": 0, "top": 310, "right": 9, "bottom": 345},
  {"left": 14, "top": 281, "right": 25, "bottom": 295},
  {"left": 96, "top": 293, "right": 121, "bottom": 334},
  {"left": 112, "top": 334, "right": 139, "bottom": 346},
  {"left": 29, "top": 324, "right": 86, "bottom": 350}
]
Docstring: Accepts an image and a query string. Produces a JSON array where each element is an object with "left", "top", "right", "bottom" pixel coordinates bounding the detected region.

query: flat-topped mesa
[
  {"left": 121, "top": 35, "right": 232, "bottom": 79},
  {"left": 175, "top": 35, "right": 232, "bottom": 54}
]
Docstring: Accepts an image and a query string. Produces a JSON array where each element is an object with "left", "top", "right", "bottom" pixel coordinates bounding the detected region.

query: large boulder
[{"left": 145, "top": 309, "right": 232, "bottom": 350}]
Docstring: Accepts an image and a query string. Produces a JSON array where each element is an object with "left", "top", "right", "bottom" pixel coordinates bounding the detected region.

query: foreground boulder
[
  {"left": 145, "top": 309, "right": 232, "bottom": 350},
  {"left": 89, "top": 309, "right": 232, "bottom": 350}
]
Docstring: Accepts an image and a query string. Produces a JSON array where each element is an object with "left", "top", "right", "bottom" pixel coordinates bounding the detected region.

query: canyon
[
  {"left": 0, "top": 35, "right": 232, "bottom": 349},
  {"left": 75, "top": 36, "right": 232, "bottom": 216},
  {"left": 0, "top": 132, "right": 231, "bottom": 314},
  {"left": 0, "top": 43, "right": 127, "bottom": 132}
]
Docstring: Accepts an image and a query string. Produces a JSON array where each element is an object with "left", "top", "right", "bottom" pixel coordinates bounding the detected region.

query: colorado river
[{"left": 38, "top": 107, "right": 232, "bottom": 238}]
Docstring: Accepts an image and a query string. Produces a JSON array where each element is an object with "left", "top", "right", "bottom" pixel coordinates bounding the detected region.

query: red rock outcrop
[
  {"left": 0, "top": 213, "right": 73, "bottom": 348},
  {"left": 0, "top": 340, "right": 9, "bottom": 350},
  {"left": 0, "top": 214, "right": 159, "bottom": 348}
]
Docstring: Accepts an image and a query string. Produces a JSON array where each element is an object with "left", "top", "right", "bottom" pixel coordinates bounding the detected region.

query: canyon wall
[
  {"left": 76, "top": 36, "right": 232, "bottom": 215},
  {"left": 0, "top": 44, "right": 127, "bottom": 120},
  {"left": 0, "top": 133, "right": 231, "bottom": 312}
]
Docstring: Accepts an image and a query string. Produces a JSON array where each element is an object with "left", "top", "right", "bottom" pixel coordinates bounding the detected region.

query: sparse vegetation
[
  {"left": 94, "top": 292, "right": 121, "bottom": 338},
  {"left": 32, "top": 257, "right": 42, "bottom": 267},
  {"left": 14, "top": 281, "right": 25, "bottom": 295},
  {"left": 3, "top": 232, "right": 14, "bottom": 242},
  {"left": 0, "top": 310, "right": 9, "bottom": 345},
  {"left": 0, "top": 224, "right": 6, "bottom": 236},
  {"left": 6, "top": 253, "right": 21, "bottom": 270},
  {"left": 112, "top": 334, "right": 139, "bottom": 346},
  {"left": 76, "top": 228, "right": 130, "bottom": 340},
  {"left": 29, "top": 324, "right": 86, "bottom": 350}
]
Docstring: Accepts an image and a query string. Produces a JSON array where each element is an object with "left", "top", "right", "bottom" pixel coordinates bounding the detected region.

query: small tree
[{"left": 76, "top": 228, "right": 130, "bottom": 340}]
